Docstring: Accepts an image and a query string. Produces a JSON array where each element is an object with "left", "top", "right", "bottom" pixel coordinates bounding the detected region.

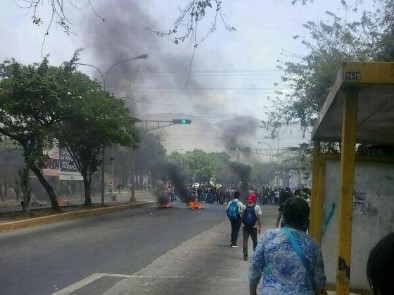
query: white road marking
[
  {"left": 51, "top": 272, "right": 246, "bottom": 295},
  {"left": 51, "top": 273, "right": 109, "bottom": 295}
]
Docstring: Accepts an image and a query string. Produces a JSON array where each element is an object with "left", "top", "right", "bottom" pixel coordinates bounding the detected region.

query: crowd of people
[{"left": 164, "top": 181, "right": 312, "bottom": 208}]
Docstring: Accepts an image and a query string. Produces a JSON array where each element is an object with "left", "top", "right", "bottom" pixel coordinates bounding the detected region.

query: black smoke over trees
[{"left": 229, "top": 162, "right": 251, "bottom": 202}]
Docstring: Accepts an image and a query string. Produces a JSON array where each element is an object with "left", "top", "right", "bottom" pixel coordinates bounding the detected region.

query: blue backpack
[
  {"left": 242, "top": 205, "right": 257, "bottom": 227},
  {"left": 226, "top": 200, "right": 239, "bottom": 221}
]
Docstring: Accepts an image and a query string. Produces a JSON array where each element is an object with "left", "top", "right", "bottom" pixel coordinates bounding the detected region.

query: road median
[{"left": 0, "top": 201, "right": 155, "bottom": 234}]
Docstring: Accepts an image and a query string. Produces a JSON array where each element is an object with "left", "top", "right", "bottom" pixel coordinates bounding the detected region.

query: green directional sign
[
  {"left": 172, "top": 119, "right": 192, "bottom": 124},
  {"left": 230, "top": 146, "right": 251, "bottom": 152}
]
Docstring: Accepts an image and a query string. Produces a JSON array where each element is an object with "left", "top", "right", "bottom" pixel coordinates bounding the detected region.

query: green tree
[
  {"left": 0, "top": 55, "right": 138, "bottom": 209},
  {"left": 184, "top": 149, "right": 213, "bottom": 183},
  {"left": 167, "top": 151, "right": 185, "bottom": 167},
  {"left": 207, "top": 152, "right": 231, "bottom": 184},
  {"left": 0, "top": 58, "right": 64, "bottom": 211},
  {"left": 182, "top": 149, "right": 231, "bottom": 184},
  {"left": 266, "top": 2, "right": 394, "bottom": 133},
  {"left": 56, "top": 67, "right": 139, "bottom": 207}
]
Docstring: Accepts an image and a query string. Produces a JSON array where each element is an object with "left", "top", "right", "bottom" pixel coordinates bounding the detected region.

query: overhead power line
[
  {"left": 129, "top": 69, "right": 282, "bottom": 77},
  {"left": 131, "top": 87, "right": 279, "bottom": 92}
]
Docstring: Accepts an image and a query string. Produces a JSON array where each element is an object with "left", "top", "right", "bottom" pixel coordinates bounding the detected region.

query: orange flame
[
  {"left": 161, "top": 203, "right": 171, "bottom": 208},
  {"left": 187, "top": 201, "right": 203, "bottom": 210},
  {"left": 158, "top": 196, "right": 171, "bottom": 208}
]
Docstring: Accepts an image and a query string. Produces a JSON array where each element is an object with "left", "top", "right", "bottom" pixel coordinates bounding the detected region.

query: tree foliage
[
  {"left": 265, "top": 1, "right": 394, "bottom": 134},
  {"left": 165, "top": 147, "right": 314, "bottom": 188},
  {"left": 0, "top": 57, "right": 65, "bottom": 210},
  {"left": 19, "top": 0, "right": 105, "bottom": 35},
  {"left": 147, "top": 0, "right": 235, "bottom": 47},
  {"left": 183, "top": 149, "right": 216, "bottom": 182},
  {"left": 0, "top": 55, "right": 140, "bottom": 208},
  {"left": 168, "top": 149, "right": 258, "bottom": 186},
  {"left": 56, "top": 57, "right": 140, "bottom": 206},
  {"left": 20, "top": 0, "right": 393, "bottom": 57}
]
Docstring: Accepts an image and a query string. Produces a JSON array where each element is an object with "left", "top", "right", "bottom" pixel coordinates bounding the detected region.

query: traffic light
[{"left": 172, "top": 119, "right": 192, "bottom": 124}]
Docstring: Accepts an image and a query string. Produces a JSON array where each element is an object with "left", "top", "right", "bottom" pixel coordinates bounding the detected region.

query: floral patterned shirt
[{"left": 249, "top": 227, "right": 326, "bottom": 295}]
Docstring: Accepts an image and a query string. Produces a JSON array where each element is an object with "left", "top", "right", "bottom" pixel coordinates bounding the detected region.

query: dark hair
[
  {"left": 279, "top": 188, "right": 293, "bottom": 205},
  {"left": 233, "top": 191, "right": 240, "bottom": 199},
  {"left": 282, "top": 197, "right": 310, "bottom": 230},
  {"left": 366, "top": 232, "right": 394, "bottom": 295}
]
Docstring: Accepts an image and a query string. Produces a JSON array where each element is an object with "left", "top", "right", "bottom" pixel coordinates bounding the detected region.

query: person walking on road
[
  {"left": 241, "top": 193, "right": 262, "bottom": 261},
  {"left": 249, "top": 197, "right": 326, "bottom": 295},
  {"left": 226, "top": 191, "right": 243, "bottom": 248}
]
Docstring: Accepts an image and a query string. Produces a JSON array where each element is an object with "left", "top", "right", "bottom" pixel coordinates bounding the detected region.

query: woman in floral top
[{"left": 248, "top": 197, "right": 326, "bottom": 295}]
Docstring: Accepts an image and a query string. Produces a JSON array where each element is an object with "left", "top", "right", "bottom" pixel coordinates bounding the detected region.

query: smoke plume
[
  {"left": 218, "top": 116, "right": 258, "bottom": 148},
  {"left": 81, "top": 0, "right": 219, "bottom": 116},
  {"left": 229, "top": 162, "right": 251, "bottom": 201}
]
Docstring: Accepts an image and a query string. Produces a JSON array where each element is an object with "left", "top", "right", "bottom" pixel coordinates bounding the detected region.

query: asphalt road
[{"left": 0, "top": 201, "right": 279, "bottom": 295}]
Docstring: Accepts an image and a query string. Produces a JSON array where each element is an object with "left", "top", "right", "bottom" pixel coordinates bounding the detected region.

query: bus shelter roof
[{"left": 311, "top": 62, "right": 394, "bottom": 145}]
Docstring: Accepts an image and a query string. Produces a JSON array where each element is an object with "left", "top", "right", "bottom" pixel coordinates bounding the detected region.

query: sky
[{"left": 0, "top": 0, "right": 372, "bottom": 159}]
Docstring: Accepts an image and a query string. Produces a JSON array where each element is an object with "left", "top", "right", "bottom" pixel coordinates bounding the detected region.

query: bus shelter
[{"left": 310, "top": 62, "right": 394, "bottom": 295}]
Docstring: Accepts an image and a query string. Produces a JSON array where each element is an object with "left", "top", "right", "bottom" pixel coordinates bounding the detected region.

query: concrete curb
[{"left": 0, "top": 201, "right": 156, "bottom": 234}]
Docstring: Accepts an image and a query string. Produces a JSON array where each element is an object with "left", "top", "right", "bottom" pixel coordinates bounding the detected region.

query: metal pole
[
  {"left": 130, "top": 149, "right": 136, "bottom": 201},
  {"left": 75, "top": 54, "right": 148, "bottom": 206},
  {"left": 336, "top": 88, "right": 358, "bottom": 295},
  {"left": 277, "top": 132, "right": 280, "bottom": 163},
  {"left": 101, "top": 146, "right": 105, "bottom": 205}
]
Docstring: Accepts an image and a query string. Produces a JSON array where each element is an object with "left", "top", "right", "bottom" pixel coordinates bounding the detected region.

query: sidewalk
[
  {"left": 97, "top": 208, "right": 358, "bottom": 295},
  {"left": 0, "top": 190, "right": 157, "bottom": 234},
  {"left": 100, "top": 211, "right": 279, "bottom": 295},
  {"left": 0, "top": 189, "right": 158, "bottom": 212}
]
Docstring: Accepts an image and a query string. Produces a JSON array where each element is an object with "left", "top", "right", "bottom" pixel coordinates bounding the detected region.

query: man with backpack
[
  {"left": 226, "top": 191, "right": 244, "bottom": 248},
  {"left": 241, "top": 192, "right": 262, "bottom": 261}
]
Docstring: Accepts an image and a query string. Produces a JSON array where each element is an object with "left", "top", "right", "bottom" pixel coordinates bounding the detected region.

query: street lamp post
[{"left": 75, "top": 54, "right": 148, "bottom": 205}]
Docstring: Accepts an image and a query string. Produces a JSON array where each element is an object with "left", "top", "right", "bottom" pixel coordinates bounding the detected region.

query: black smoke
[
  {"left": 150, "top": 160, "right": 189, "bottom": 203},
  {"left": 80, "top": 0, "right": 217, "bottom": 115},
  {"left": 167, "top": 163, "right": 189, "bottom": 200},
  {"left": 229, "top": 162, "right": 251, "bottom": 202},
  {"left": 217, "top": 116, "right": 258, "bottom": 164}
]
